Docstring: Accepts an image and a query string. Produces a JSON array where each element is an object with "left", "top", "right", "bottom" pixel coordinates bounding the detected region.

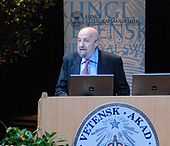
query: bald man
[{"left": 55, "top": 27, "right": 130, "bottom": 96}]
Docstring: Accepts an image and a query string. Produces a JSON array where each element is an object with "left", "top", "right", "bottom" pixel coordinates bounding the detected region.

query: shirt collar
[{"left": 81, "top": 48, "right": 98, "bottom": 64}]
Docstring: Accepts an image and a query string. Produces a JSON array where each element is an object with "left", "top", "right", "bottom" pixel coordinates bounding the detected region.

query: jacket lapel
[
  {"left": 98, "top": 50, "right": 112, "bottom": 74},
  {"left": 71, "top": 54, "right": 81, "bottom": 74},
  {"left": 97, "top": 50, "right": 103, "bottom": 74}
]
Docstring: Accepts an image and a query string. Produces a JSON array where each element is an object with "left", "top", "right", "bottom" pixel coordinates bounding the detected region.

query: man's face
[{"left": 77, "top": 29, "right": 98, "bottom": 59}]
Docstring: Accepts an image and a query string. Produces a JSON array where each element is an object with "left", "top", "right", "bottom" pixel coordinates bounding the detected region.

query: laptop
[
  {"left": 68, "top": 74, "right": 114, "bottom": 96},
  {"left": 132, "top": 73, "right": 170, "bottom": 95}
]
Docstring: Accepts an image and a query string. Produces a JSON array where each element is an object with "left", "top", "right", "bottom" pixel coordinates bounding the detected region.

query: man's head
[{"left": 77, "top": 27, "right": 99, "bottom": 59}]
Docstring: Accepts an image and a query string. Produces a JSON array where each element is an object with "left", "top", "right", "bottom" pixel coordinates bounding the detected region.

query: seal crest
[{"left": 74, "top": 103, "right": 159, "bottom": 146}]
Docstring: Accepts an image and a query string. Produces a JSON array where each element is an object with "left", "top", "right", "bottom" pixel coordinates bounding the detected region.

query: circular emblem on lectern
[{"left": 74, "top": 103, "right": 159, "bottom": 146}]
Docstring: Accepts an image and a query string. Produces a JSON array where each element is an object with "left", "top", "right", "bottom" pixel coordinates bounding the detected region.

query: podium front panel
[{"left": 38, "top": 96, "right": 170, "bottom": 145}]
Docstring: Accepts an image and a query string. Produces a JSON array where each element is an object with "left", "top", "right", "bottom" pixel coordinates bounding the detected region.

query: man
[{"left": 55, "top": 27, "right": 130, "bottom": 96}]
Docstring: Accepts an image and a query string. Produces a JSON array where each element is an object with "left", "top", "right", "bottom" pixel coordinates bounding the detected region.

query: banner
[{"left": 64, "top": 0, "right": 145, "bottom": 92}]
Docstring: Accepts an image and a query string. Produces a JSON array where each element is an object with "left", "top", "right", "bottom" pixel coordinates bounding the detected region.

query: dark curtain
[
  {"left": 146, "top": 0, "right": 170, "bottom": 73},
  {"left": 0, "top": 1, "right": 64, "bottom": 120}
]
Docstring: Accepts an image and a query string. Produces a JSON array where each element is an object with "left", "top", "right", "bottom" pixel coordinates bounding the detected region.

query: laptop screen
[
  {"left": 132, "top": 73, "right": 170, "bottom": 95},
  {"left": 68, "top": 74, "right": 114, "bottom": 96}
]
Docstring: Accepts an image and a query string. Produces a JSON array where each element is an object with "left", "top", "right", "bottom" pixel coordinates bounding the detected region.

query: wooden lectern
[{"left": 38, "top": 95, "right": 170, "bottom": 145}]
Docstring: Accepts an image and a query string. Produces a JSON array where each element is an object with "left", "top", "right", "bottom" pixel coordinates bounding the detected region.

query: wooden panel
[{"left": 38, "top": 96, "right": 170, "bottom": 145}]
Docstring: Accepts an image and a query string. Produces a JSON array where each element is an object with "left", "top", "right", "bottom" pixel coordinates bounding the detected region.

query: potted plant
[{"left": 0, "top": 127, "right": 69, "bottom": 146}]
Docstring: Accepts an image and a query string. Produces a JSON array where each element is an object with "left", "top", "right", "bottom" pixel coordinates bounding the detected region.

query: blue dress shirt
[{"left": 80, "top": 48, "right": 99, "bottom": 75}]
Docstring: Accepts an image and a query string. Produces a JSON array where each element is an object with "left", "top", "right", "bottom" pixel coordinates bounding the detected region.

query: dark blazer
[{"left": 55, "top": 50, "right": 130, "bottom": 96}]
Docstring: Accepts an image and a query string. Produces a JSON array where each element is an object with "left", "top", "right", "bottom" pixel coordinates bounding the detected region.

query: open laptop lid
[
  {"left": 68, "top": 74, "right": 114, "bottom": 96},
  {"left": 132, "top": 73, "right": 170, "bottom": 95}
]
